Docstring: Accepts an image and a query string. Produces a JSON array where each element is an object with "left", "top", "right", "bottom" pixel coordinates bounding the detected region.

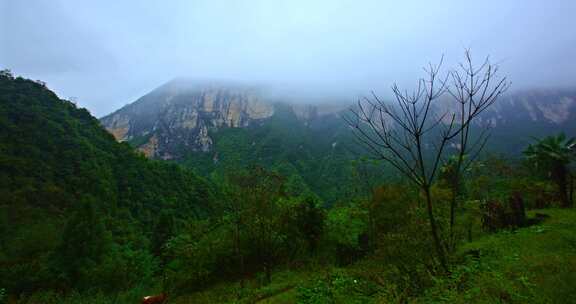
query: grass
[
  {"left": 418, "top": 208, "right": 576, "bottom": 303},
  {"left": 171, "top": 267, "right": 320, "bottom": 304}
]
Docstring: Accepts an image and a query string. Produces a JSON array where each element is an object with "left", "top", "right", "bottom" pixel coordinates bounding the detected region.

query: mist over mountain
[
  {"left": 97, "top": 79, "right": 575, "bottom": 205},
  {"left": 3, "top": 1, "right": 576, "bottom": 116},
  {"left": 101, "top": 80, "right": 576, "bottom": 160},
  {"left": 3, "top": 1, "right": 576, "bottom": 302}
]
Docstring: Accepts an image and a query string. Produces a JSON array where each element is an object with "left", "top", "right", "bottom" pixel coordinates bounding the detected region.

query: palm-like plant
[{"left": 524, "top": 133, "right": 576, "bottom": 207}]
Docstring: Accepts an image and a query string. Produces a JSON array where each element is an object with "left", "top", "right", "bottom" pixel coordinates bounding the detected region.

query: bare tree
[
  {"left": 446, "top": 50, "right": 510, "bottom": 248},
  {"left": 344, "top": 51, "right": 509, "bottom": 272}
]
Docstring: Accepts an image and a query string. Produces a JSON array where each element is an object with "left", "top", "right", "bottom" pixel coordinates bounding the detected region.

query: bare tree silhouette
[{"left": 344, "top": 50, "right": 510, "bottom": 272}]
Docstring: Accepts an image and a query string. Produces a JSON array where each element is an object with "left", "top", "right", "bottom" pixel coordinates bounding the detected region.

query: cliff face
[
  {"left": 488, "top": 89, "right": 576, "bottom": 126},
  {"left": 428, "top": 88, "right": 576, "bottom": 153},
  {"left": 101, "top": 79, "right": 576, "bottom": 160},
  {"left": 432, "top": 88, "right": 576, "bottom": 127},
  {"left": 100, "top": 79, "right": 275, "bottom": 159}
]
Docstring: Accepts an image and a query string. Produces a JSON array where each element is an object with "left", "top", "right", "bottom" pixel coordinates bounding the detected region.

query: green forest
[{"left": 1, "top": 65, "right": 575, "bottom": 304}]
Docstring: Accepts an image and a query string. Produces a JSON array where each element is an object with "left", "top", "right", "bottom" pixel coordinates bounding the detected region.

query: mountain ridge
[
  {"left": 100, "top": 80, "right": 576, "bottom": 159},
  {"left": 101, "top": 79, "right": 350, "bottom": 159}
]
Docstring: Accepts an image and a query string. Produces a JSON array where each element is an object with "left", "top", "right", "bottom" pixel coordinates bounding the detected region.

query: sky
[{"left": 1, "top": 0, "right": 576, "bottom": 117}]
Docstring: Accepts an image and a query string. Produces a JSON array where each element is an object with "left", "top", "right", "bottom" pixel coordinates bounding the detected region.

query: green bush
[{"left": 296, "top": 270, "right": 377, "bottom": 304}]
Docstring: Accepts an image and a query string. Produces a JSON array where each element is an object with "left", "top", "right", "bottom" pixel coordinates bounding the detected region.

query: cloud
[{"left": 1, "top": 0, "right": 575, "bottom": 116}]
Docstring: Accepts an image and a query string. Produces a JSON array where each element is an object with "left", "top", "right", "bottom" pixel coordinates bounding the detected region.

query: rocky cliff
[
  {"left": 101, "top": 79, "right": 576, "bottom": 159},
  {"left": 100, "top": 79, "right": 276, "bottom": 159},
  {"left": 488, "top": 89, "right": 576, "bottom": 126}
]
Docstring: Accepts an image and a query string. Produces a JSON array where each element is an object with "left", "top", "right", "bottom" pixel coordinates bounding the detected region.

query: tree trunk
[
  {"left": 424, "top": 186, "right": 449, "bottom": 273},
  {"left": 234, "top": 219, "right": 245, "bottom": 291},
  {"left": 264, "top": 263, "right": 272, "bottom": 285},
  {"left": 554, "top": 164, "right": 570, "bottom": 208},
  {"left": 569, "top": 172, "right": 574, "bottom": 207},
  {"left": 449, "top": 180, "right": 457, "bottom": 251}
]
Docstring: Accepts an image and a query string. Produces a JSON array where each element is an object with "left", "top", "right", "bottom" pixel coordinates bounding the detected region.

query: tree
[
  {"left": 293, "top": 196, "right": 325, "bottom": 255},
  {"left": 54, "top": 196, "right": 113, "bottom": 290},
  {"left": 524, "top": 133, "right": 576, "bottom": 207},
  {"left": 0, "top": 69, "right": 13, "bottom": 79},
  {"left": 445, "top": 50, "right": 510, "bottom": 248},
  {"left": 220, "top": 174, "right": 249, "bottom": 290},
  {"left": 227, "top": 166, "right": 286, "bottom": 285},
  {"left": 344, "top": 51, "right": 509, "bottom": 272},
  {"left": 151, "top": 211, "right": 176, "bottom": 258},
  {"left": 326, "top": 203, "right": 368, "bottom": 266}
]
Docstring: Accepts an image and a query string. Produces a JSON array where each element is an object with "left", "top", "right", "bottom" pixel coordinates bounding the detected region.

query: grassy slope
[
  {"left": 419, "top": 209, "right": 576, "bottom": 303},
  {"left": 169, "top": 209, "right": 576, "bottom": 303}
]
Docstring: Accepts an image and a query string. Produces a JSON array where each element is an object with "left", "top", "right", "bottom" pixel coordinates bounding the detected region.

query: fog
[{"left": 2, "top": 0, "right": 575, "bottom": 117}]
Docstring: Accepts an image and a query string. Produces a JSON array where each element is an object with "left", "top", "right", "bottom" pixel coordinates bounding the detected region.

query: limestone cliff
[
  {"left": 100, "top": 79, "right": 274, "bottom": 159},
  {"left": 101, "top": 80, "right": 576, "bottom": 159},
  {"left": 477, "top": 89, "right": 576, "bottom": 128},
  {"left": 432, "top": 88, "right": 576, "bottom": 128}
]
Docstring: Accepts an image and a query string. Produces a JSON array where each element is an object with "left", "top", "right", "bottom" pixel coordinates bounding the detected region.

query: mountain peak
[{"left": 100, "top": 80, "right": 275, "bottom": 158}]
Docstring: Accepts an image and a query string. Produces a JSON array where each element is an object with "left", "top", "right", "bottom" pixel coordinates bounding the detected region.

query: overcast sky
[{"left": 2, "top": 0, "right": 575, "bottom": 117}]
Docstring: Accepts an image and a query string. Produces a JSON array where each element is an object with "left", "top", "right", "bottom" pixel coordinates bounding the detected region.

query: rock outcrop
[
  {"left": 101, "top": 79, "right": 576, "bottom": 160},
  {"left": 100, "top": 79, "right": 274, "bottom": 159}
]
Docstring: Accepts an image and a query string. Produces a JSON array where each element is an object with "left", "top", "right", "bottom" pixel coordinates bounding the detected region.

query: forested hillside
[
  {"left": 0, "top": 71, "right": 217, "bottom": 298},
  {"left": 3, "top": 1, "right": 575, "bottom": 302},
  {"left": 100, "top": 79, "right": 576, "bottom": 205},
  {"left": 100, "top": 80, "right": 391, "bottom": 204},
  {"left": 2, "top": 71, "right": 575, "bottom": 304}
]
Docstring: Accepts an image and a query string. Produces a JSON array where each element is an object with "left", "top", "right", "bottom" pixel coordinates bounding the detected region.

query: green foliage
[
  {"left": 15, "top": 285, "right": 151, "bottom": 304},
  {"left": 326, "top": 203, "right": 369, "bottom": 266},
  {"left": 362, "top": 185, "right": 440, "bottom": 297},
  {"left": 296, "top": 270, "right": 377, "bottom": 304},
  {"left": 524, "top": 133, "right": 575, "bottom": 207},
  {"left": 181, "top": 104, "right": 389, "bottom": 204},
  {"left": 524, "top": 133, "right": 576, "bottom": 166},
  {"left": 165, "top": 220, "right": 236, "bottom": 292},
  {"left": 419, "top": 209, "right": 576, "bottom": 303},
  {"left": 54, "top": 197, "right": 113, "bottom": 290},
  {"left": 0, "top": 73, "right": 216, "bottom": 296},
  {"left": 3, "top": 72, "right": 576, "bottom": 303},
  {"left": 292, "top": 196, "right": 326, "bottom": 255},
  {"left": 327, "top": 204, "right": 367, "bottom": 249}
]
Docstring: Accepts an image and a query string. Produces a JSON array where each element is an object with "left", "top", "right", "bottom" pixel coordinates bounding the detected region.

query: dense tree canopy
[{"left": 0, "top": 72, "right": 218, "bottom": 295}]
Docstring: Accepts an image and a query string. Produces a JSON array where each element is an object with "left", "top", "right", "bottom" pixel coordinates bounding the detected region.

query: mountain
[
  {"left": 479, "top": 89, "right": 576, "bottom": 153},
  {"left": 0, "top": 72, "right": 218, "bottom": 293},
  {"left": 100, "top": 79, "right": 275, "bottom": 158},
  {"left": 100, "top": 79, "right": 349, "bottom": 159},
  {"left": 100, "top": 80, "right": 576, "bottom": 200},
  {"left": 428, "top": 88, "right": 576, "bottom": 153},
  {"left": 100, "top": 79, "right": 363, "bottom": 202}
]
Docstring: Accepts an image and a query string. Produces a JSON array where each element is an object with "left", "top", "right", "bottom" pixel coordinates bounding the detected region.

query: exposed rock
[
  {"left": 100, "top": 80, "right": 576, "bottom": 160},
  {"left": 433, "top": 88, "right": 576, "bottom": 127},
  {"left": 100, "top": 79, "right": 275, "bottom": 158},
  {"left": 536, "top": 96, "right": 573, "bottom": 124},
  {"left": 139, "top": 135, "right": 158, "bottom": 158},
  {"left": 102, "top": 113, "right": 131, "bottom": 141},
  {"left": 291, "top": 103, "right": 346, "bottom": 122}
]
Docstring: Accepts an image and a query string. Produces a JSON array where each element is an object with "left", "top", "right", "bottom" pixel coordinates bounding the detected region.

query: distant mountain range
[
  {"left": 99, "top": 80, "right": 576, "bottom": 201},
  {"left": 475, "top": 88, "right": 576, "bottom": 153},
  {"left": 100, "top": 79, "right": 349, "bottom": 159},
  {"left": 101, "top": 79, "right": 576, "bottom": 158}
]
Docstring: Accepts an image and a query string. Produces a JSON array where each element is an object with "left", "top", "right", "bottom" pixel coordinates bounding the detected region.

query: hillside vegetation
[
  {"left": 0, "top": 71, "right": 575, "bottom": 304},
  {"left": 0, "top": 72, "right": 217, "bottom": 301}
]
